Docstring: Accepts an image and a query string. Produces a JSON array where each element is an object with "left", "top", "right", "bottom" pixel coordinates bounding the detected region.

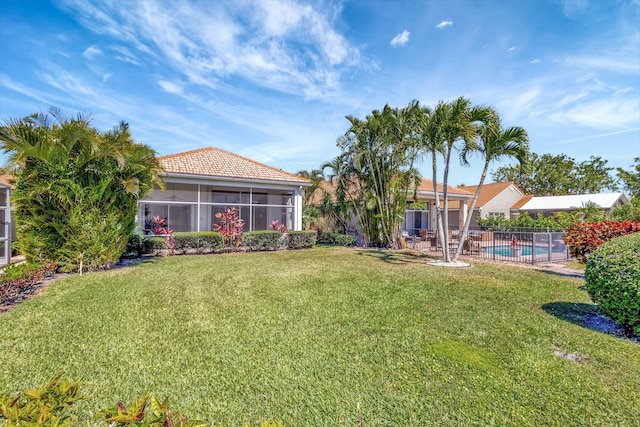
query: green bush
[
  {"left": 123, "top": 233, "right": 155, "bottom": 258},
  {"left": 318, "top": 232, "right": 356, "bottom": 246},
  {"left": 287, "top": 231, "right": 317, "bottom": 249},
  {"left": 174, "top": 232, "right": 224, "bottom": 253},
  {"left": 0, "top": 376, "right": 88, "bottom": 427},
  {"left": 147, "top": 237, "right": 168, "bottom": 254},
  {"left": 243, "top": 231, "right": 281, "bottom": 251},
  {"left": 585, "top": 233, "right": 640, "bottom": 335}
]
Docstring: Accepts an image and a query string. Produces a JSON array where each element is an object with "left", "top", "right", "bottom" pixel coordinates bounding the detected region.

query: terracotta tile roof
[
  {"left": 512, "top": 194, "right": 534, "bottom": 209},
  {"left": 0, "top": 175, "right": 15, "bottom": 188},
  {"left": 416, "top": 178, "right": 474, "bottom": 196},
  {"left": 159, "top": 147, "right": 310, "bottom": 185},
  {"left": 308, "top": 177, "right": 472, "bottom": 205},
  {"left": 459, "top": 181, "right": 523, "bottom": 207}
]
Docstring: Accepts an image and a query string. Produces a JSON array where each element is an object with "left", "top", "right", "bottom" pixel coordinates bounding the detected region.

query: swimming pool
[{"left": 485, "top": 245, "right": 551, "bottom": 257}]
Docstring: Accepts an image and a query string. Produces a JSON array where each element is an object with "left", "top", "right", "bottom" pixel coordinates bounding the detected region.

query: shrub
[
  {"left": 147, "top": 237, "right": 168, "bottom": 254},
  {"left": 287, "top": 231, "right": 317, "bottom": 249},
  {"left": 174, "top": 232, "right": 224, "bottom": 254},
  {"left": 214, "top": 208, "right": 244, "bottom": 248},
  {"left": 123, "top": 232, "right": 155, "bottom": 258},
  {"left": 585, "top": 233, "right": 640, "bottom": 335},
  {"left": 0, "top": 376, "right": 88, "bottom": 427},
  {"left": 243, "top": 231, "right": 281, "bottom": 251},
  {"left": 564, "top": 220, "right": 640, "bottom": 263},
  {"left": 1, "top": 377, "right": 281, "bottom": 427},
  {"left": 318, "top": 232, "right": 356, "bottom": 246},
  {"left": 97, "top": 393, "right": 204, "bottom": 427},
  {"left": 0, "top": 262, "right": 57, "bottom": 300}
]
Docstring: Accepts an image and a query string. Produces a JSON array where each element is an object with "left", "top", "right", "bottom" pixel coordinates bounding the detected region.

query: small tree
[{"left": 214, "top": 208, "right": 245, "bottom": 249}]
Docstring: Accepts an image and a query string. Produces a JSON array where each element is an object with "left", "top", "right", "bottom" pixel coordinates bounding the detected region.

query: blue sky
[{"left": 1, "top": 0, "right": 639, "bottom": 187}]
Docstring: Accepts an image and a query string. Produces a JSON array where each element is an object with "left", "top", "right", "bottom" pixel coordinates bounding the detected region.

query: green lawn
[{"left": 1, "top": 247, "right": 638, "bottom": 426}]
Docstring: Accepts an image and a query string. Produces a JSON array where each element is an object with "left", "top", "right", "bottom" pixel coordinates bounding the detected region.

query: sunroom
[{"left": 137, "top": 147, "right": 310, "bottom": 233}]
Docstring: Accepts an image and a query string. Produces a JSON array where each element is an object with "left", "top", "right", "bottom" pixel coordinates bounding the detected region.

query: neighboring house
[
  {"left": 138, "top": 147, "right": 310, "bottom": 233},
  {"left": 446, "top": 182, "right": 525, "bottom": 228},
  {"left": 512, "top": 192, "right": 630, "bottom": 218},
  {"left": 405, "top": 178, "right": 474, "bottom": 235}
]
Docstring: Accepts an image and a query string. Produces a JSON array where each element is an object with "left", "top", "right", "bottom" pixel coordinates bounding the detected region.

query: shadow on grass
[
  {"left": 542, "top": 301, "right": 639, "bottom": 344},
  {"left": 357, "top": 249, "right": 439, "bottom": 265}
]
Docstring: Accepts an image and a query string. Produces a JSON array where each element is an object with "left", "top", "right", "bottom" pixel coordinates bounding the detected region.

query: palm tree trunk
[
  {"left": 431, "top": 153, "right": 447, "bottom": 259},
  {"left": 452, "top": 163, "right": 489, "bottom": 262}
]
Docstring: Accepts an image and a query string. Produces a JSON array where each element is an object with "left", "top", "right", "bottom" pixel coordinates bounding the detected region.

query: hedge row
[
  {"left": 585, "top": 233, "right": 640, "bottom": 335},
  {"left": 287, "top": 230, "right": 317, "bottom": 249},
  {"left": 317, "top": 232, "right": 356, "bottom": 246},
  {"left": 137, "top": 230, "right": 318, "bottom": 255},
  {"left": 563, "top": 220, "right": 640, "bottom": 262}
]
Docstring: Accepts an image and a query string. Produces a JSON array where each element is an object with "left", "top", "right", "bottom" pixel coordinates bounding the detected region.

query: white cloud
[
  {"left": 548, "top": 96, "right": 640, "bottom": 129},
  {"left": 435, "top": 20, "right": 453, "bottom": 29},
  {"left": 60, "top": 0, "right": 361, "bottom": 101},
  {"left": 83, "top": 46, "right": 102, "bottom": 59},
  {"left": 530, "top": 58, "right": 541, "bottom": 64},
  {"left": 102, "top": 73, "right": 112, "bottom": 82},
  {"left": 158, "top": 80, "right": 183, "bottom": 94},
  {"left": 390, "top": 30, "right": 410, "bottom": 47},
  {"left": 508, "top": 46, "right": 516, "bottom": 52}
]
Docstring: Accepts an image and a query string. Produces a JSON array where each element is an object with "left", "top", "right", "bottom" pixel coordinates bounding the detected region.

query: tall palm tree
[{"left": 451, "top": 118, "right": 529, "bottom": 262}]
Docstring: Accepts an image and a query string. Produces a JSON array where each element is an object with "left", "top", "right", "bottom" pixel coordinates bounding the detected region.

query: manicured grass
[{"left": 1, "top": 247, "right": 639, "bottom": 426}]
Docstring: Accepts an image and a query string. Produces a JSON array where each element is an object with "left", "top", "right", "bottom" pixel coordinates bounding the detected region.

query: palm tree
[
  {"left": 418, "top": 98, "right": 494, "bottom": 261},
  {"left": 296, "top": 169, "right": 325, "bottom": 204},
  {"left": 451, "top": 119, "right": 529, "bottom": 262}
]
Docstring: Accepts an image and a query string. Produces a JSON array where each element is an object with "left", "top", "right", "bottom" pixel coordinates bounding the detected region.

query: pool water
[{"left": 486, "top": 245, "right": 552, "bottom": 257}]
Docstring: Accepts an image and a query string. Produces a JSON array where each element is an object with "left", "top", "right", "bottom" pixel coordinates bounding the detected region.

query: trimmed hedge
[
  {"left": 585, "top": 233, "right": 640, "bottom": 335},
  {"left": 173, "top": 232, "right": 224, "bottom": 253},
  {"left": 564, "top": 220, "right": 640, "bottom": 263},
  {"left": 287, "top": 231, "right": 317, "bottom": 249},
  {"left": 243, "top": 231, "right": 281, "bottom": 251},
  {"left": 318, "top": 232, "right": 356, "bottom": 246}
]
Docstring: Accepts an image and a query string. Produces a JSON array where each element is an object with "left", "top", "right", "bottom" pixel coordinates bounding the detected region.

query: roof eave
[{"left": 161, "top": 172, "right": 311, "bottom": 187}]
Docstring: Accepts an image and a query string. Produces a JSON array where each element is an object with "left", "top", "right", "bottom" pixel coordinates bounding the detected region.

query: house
[
  {"left": 404, "top": 178, "right": 474, "bottom": 235},
  {"left": 512, "top": 192, "right": 630, "bottom": 218},
  {"left": 443, "top": 182, "right": 525, "bottom": 228},
  {"left": 137, "top": 147, "right": 310, "bottom": 233}
]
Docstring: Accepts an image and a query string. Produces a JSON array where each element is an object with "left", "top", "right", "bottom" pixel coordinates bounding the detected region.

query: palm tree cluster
[
  {"left": 0, "top": 109, "right": 162, "bottom": 273},
  {"left": 323, "top": 97, "right": 529, "bottom": 261}
]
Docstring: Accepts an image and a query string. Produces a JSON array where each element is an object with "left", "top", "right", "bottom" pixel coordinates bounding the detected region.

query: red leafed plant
[
  {"left": 152, "top": 216, "right": 175, "bottom": 251},
  {"left": 271, "top": 220, "right": 288, "bottom": 234},
  {"left": 214, "top": 208, "right": 245, "bottom": 248},
  {"left": 564, "top": 220, "right": 640, "bottom": 263}
]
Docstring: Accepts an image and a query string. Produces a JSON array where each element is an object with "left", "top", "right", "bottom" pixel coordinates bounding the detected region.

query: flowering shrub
[
  {"left": 214, "top": 208, "right": 245, "bottom": 248},
  {"left": 151, "top": 216, "right": 175, "bottom": 251},
  {"left": 564, "top": 220, "right": 640, "bottom": 263}
]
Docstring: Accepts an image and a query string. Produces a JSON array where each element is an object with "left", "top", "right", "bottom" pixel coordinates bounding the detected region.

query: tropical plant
[
  {"left": 0, "top": 376, "right": 88, "bottom": 427},
  {"left": 0, "top": 109, "right": 162, "bottom": 273},
  {"left": 296, "top": 169, "right": 324, "bottom": 204},
  {"left": 214, "top": 208, "right": 245, "bottom": 248},
  {"left": 418, "top": 98, "right": 495, "bottom": 261},
  {"left": 97, "top": 393, "right": 205, "bottom": 427},
  {"left": 452, "top": 118, "right": 528, "bottom": 262},
  {"left": 328, "top": 102, "right": 423, "bottom": 248}
]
